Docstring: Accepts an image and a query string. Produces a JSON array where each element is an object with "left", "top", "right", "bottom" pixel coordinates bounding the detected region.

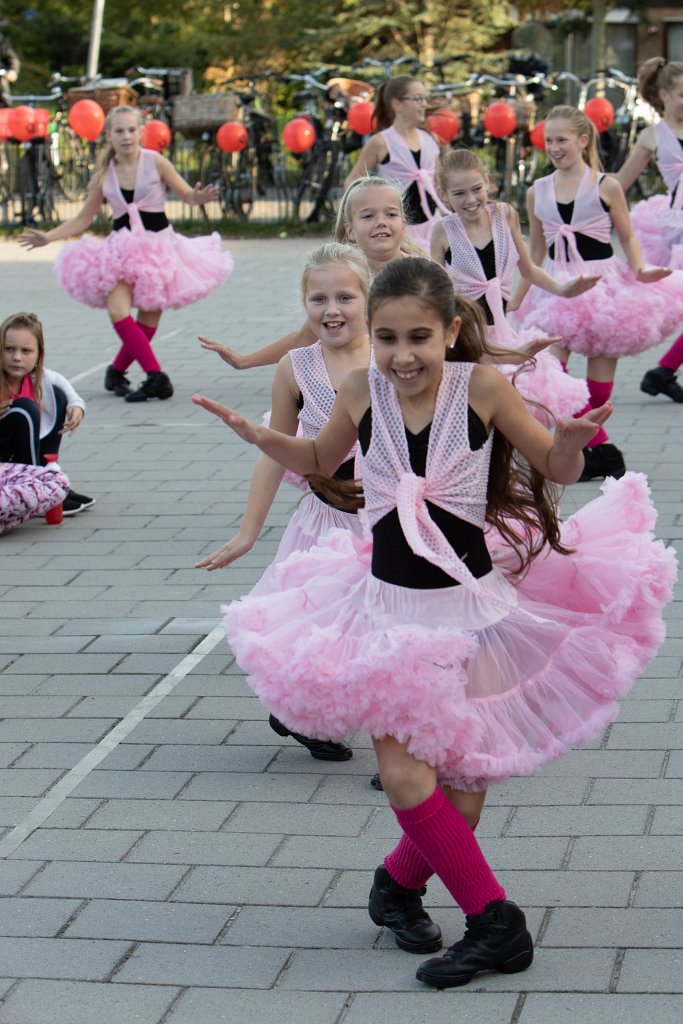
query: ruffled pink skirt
[
  {"left": 510, "top": 254, "right": 683, "bottom": 357},
  {"left": 489, "top": 325, "right": 589, "bottom": 424},
  {"left": 630, "top": 194, "right": 683, "bottom": 270},
  {"left": 54, "top": 225, "right": 234, "bottom": 311},
  {"left": 224, "top": 472, "right": 677, "bottom": 792},
  {"left": 0, "top": 463, "right": 69, "bottom": 535}
]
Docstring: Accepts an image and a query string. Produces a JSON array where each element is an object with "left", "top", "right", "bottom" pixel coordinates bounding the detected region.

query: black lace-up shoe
[
  {"left": 368, "top": 865, "right": 442, "bottom": 954},
  {"left": 268, "top": 714, "right": 352, "bottom": 761},
  {"left": 416, "top": 898, "right": 533, "bottom": 988},
  {"left": 640, "top": 365, "right": 683, "bottom": 403},
  {"left": 578, "top": 442, "right": 626, "bottom": 482},
  {"left": 125, "top": 370, "right": 174, "bottom": 402},
  {"left": 104, "top": 364, "right": 132, "bottom": 396}
]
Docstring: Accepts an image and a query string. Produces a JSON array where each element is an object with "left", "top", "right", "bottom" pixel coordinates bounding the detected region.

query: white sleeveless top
[
  {"left": 103, "top": 149, "right": 167, "bottom": 227},
  {"left": 360, "top": 361, "right": 506, "bottom": 601},
  {"left": 380, "top": 126, "right": 447, "bottom": 222},
  {"left": 533, "top": 166, "right": 612, "bottom": 268},
  {"left": 442, "top": 204, "right": 517, "bottom": 341},
  {"left": 289, "top": 341, "right": 359, "bottom": 462},
  {"left": 654, "top": 121, "right": 683, "bottom": 212}
]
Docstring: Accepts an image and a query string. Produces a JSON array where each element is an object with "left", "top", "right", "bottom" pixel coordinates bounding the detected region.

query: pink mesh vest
[
  {"left": 289, "top": 341, "right": 359, "bottom": 461},
  {"left": 442, "top": 204, "right": 517, "bottom": 341},
  {"left": 103, "top": 149, "right": 167, "bottom": 228},
  {"left": 380, "top": 126, "right": 447, "bottom": 222},
  {"left": 533, "top": 167, "right": 612, "bottom": 268},
  {"left": 654, "top": 121, "right": 683, "bottom": 212},
  {"left": 360, "top": 361, "right": 505, "bottom": 600}
]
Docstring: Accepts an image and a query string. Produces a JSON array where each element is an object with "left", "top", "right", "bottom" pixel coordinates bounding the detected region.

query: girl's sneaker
[{"left": 62, "top": 490, "right": 96, "bottom": 516}]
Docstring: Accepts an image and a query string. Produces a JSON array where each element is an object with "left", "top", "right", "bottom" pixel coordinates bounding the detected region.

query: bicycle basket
[
  {"left": 172, "top": 92, "right": 241, "bottom": 135},
  {"left": 65, "top": 79, "right": 139, "bottom": 112}
]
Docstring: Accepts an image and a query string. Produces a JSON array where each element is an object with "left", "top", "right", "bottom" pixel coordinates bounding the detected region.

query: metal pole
[{"left": 86, "top": 0, "right": 106, "bottom": 83}]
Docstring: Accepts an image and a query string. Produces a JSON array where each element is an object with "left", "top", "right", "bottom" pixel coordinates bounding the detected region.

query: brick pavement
[{"left": 0, "top": 237, "right": 681, "bottom": 1023}]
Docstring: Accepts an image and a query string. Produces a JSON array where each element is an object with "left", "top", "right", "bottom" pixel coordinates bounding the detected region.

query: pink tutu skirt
[
  {"left": 630, "top": 194, "right": 683, "bottom": 270},
  {"left": 510, "top": 254, "right": 683, "bottom": 357},
  {"left": 54, "top": 225, "right": 234, "bottom": 310},
  {"left": 490, "top": 325, "right": 589, "bottom": 424},
  {"left": 224, "top": 472, "right": 676, "bottom": 791},
  {"left": 0, "top": 463, "right": 69, "bottom": 535},
  {"left": 250, "top": 490, "right": 363, "bottom": 598}
]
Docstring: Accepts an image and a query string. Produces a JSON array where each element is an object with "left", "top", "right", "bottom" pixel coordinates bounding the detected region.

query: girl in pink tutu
[
  {"left": 197, "top": 241, "right": 372, "bottom": 761},
  {"left": 19, "top": 105, "right": 233, "bottom": 403},
  {"left": 431, "top": 148, "right": 598, "bottom": 425},
  {"left": 193, "top": 257, "right": 675, "bottom": 988},
  {"left": 344, "top": 77, "right": 447, "bottom": 252},
  {"left": 616, "top": 58, "right": 683, "bottom": 403},
  {"left": 510, "top": 105, "right": 679, "bottom": 481}
]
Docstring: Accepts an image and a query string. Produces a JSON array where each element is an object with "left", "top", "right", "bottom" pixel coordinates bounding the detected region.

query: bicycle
[{"left": 1, "top": 87, "right": 64, "bottom": 225}]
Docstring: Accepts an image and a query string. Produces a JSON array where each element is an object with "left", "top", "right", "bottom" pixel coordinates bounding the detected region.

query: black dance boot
[
  {"left": 416, "top": 898, "right": 533, "bottom": 988},
  {"left": 578, "top": 442, "right": 626, "bottom": 482},
  {"left": 104, "top": 364, "right": 132, "bottom": 397},
  {"left": 268, "top": 714, "right": 352, "bottom": 761},
  {"left": 640, "top": 365, "right": 683, "bottom": 403},
  {"left": 125, "top": 371, "right": 174, "bottom": 403},
  {"left": 369, "top": 865, "right": 442, "bottom": 954}
]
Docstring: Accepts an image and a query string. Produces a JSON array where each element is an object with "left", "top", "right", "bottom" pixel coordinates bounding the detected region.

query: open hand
[
  {"left": 198, "top": 336, "right": 246, "bottom": 370},
  {"left": 554, "top": 402, "right": 613, "bottom": 455},
  {"left": 18, "top": 229, "right": 49, "bottom": 249},
  {"left": 521, "top": 335, "right": 562, "bottom": 358},
  {"left": 195, "top": 531, "right": 256, "bottom": 571},
  {"left": 560, "top": 274, "right": 601, "bottom": 298},
  {"left": 192, "top": 394, "right": 261, "bottom": 444},
  {"left": 191, "top": 181, "right": 220, "bottom": 206},
  {"left": 636, "top": 267, "right": 673, "bottom": 284}
]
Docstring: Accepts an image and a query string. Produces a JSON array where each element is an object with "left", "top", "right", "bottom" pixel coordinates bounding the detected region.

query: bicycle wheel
[
  {"left": 198, "top": 144, "right": 230, "bottom": 220},
  {"left": 55, "top": 127, "right": 89, "bottom": 201},
  {"left": 231, "top": 148, "right": 255, "bottom": 221},
  {"left": 293, "top": 142, "right": 338, "bottom": 223}
]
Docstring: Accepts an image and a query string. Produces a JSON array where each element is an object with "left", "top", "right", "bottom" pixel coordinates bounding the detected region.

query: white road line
[
  {"left": 69, "top": 361, "right": 112, "bottom": 384},
  {"left": 0, "top": 624, "right": 226, "bottom": 859}
]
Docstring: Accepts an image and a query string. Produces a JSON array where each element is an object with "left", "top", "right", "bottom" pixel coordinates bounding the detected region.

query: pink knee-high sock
[
  {"left": 111, "top": 321, "right": 158, "bottom": 373},
  {"left": 111, "top": 316, "right": 160, "bottom": 374},
  {"left": 659, "top": 331, "right": 683, "bottom": 372},
  {"left": 391, "top": 788, "right": 505, "bottom": 916},
  {"left": 584, "top": 378, "right": 613, "bottom": 448},
  {"left": 385, "top": 814, "right": 480, "bottom": 890}
]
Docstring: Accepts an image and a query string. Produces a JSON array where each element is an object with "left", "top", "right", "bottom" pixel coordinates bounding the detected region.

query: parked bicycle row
[{"left": 0, "top": 58, "right": 665, "bottom": 228}]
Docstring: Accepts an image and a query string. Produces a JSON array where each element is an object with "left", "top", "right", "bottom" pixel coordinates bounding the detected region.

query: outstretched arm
[
  {"left": 18, "top": 179, "right": 103, "bottom": 248},
  {"left": 602, "top": 176, "right": 672, "bottom": 282},
  {"left": 199, "top": 320, "right": 317, "bottom": 371}
]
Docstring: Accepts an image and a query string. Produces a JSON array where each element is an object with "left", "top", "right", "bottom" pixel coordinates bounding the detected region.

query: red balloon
[
  {"left": 584, "top": 97, "right": 615, "bottom": 133},
  {"left": 483, "top": 102, "right": 517, "bottom": 139},
  {"left": 8, "top": 105, "right": 48, "bottom": 142},
  {"left": 216, "top": 121, "right": 248, "bottom": 153},
  {"left": 141, "top": 119, "right": 172, "bottom": 152},
  {"left": 427, "top": 108, "right": 461, "bottom": 143},
  {"left": 0, "top": 107, "right": 13, "bottom": 142},
  {"left": 282, "top": 117, "right": 315, "bottom": 154},
  {"left": 529, "top": 121, "right": 545, "bottom": 151},
  {"left": 68, "top": 99, "right": 106, "bottom": 142},
  {"left": 347, "top": 101, "right": 375, "bottom": 135}
]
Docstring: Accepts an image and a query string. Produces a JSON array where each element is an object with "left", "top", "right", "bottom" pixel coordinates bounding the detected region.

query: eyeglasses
[{"left": 401, "top": 95, "right": 428, "bottom": 103}]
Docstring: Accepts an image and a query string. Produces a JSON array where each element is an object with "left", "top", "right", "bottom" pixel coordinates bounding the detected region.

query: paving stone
[
  {"left": 0, "top": 768, "right": 67, "bottom": 797},
  {"left": 13, "top": 742, "right": 151, "bottom": 770},
  {"left": 0, "top": 861, "right": 44, "bottom": 895},
  {"left": 587, "top": 779, "right": 683, "bottom": 805},
  {"left": 342, "top": 993, "right": 519, "bottom": 1024},
  {"left": 568, "top": 836, "right": 682, "bottom": 870},
  {"left": 0, "top": 719, "right": 118, "bottom": 743},
  {"left": 0, "top": 744, "right": 31, "bottom": 769},
  {"left": 140, "top": 743, "right": 279, "bottom": 773},
  {"left": 118, "top": 720, "right": 235, "bottom": 745},
  {"left": 31, "top": 675, "right": 159, "bottom": 696},
  {"left": 113, "top": 941, "right": 288, "bottom": 987},
  {"left": 64, "top": 696, "right": 196, "bottom": 719},
  {"left": 69, "top": 770, "right": 192, "bottom": 800},
  {"left": 617, "top": 950, "right": 683, "bottom": 991},
  {"left": 124, "top": 830, "right": 283, "bottom": 866},
  {"left": 0, "top": 897, "right": 83, "bottom": 937},
  {"left": 178, "top": 771, "right": 324, "bottom": 802},
  {"left": 83, "top": 798, "right": 234, "bottom": 831},
  {"left": 164, "top": 990, "right": 349, "bottom": 1024},
  {"left": 8, "top": 829, "right": 142, "bottom": 863},
  {"left": 506, "top": 805, "right": 649, "bottom": 836},
  {"left": 0, "top": 697, "right": 80, "bottom": 718},
  {"left": 541, "top": 908, "right": 682, "bottom": 947},
  {"left": 632, "top": 872, "right": 683, "bottom": 908},
  {"left": 54, "top": 619, "right": 170, "bottom": 635},
  {"left": 0, "top": 937, "right": 130, "bottom": 981},
  {"left": 24, "top": 862, "right": 187, "bottom": 900},
  {"left": 224, "top": 802, "right": 373, "bottom": 837},
  {"left": 606, "top": 723, "right": 683, "bottom": 749},
  {"left": 172, "top": 867, "right": 335, "bottom": 906},
  {"left": 0, "top": 980, "right": 179, "bottom": 1024},
  {"left": 518, "top": 993, "right": 683, "bottom": 1024},
  {"left": 64, "top": 898, "right": 234, "bottom": 943},
  {"left": 0, "top": 797, "right": 99, "bottom": 829},
  {"left": 521, "top": 749, "right": 667, "bottom": 777}
]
